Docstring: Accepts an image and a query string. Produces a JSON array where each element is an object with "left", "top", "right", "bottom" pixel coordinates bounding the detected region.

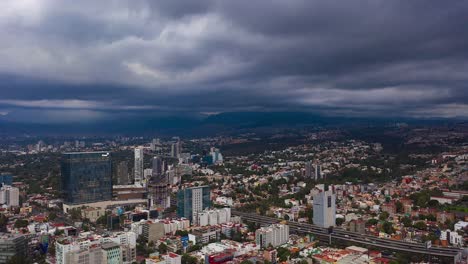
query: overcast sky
[{"left": 0, "top": 0, "right": 467, "bottom": 123}]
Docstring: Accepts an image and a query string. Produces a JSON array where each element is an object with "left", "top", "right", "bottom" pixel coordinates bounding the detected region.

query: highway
[{"left": 232, "top": 210, "right": 463, "bottom": 260}]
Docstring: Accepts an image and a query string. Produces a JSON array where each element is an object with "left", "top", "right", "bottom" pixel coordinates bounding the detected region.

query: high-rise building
[
  {"left": 171, "top": 141, "right": 181, "bottom": 158},
  {"left": 61, "top": 152, "right": 112, "bottom": 208},
  {"left": 210, "top": 148, "right": 223, "bottom": 164},
  {"left": 0, "top": 233, "right": 28, "bottom": 264},
  {"left": 177, "top": 186, "right": 211, "bottom": 222},
  {"left": 255, "top": 224, "right": 289, "bottom": 248},
  {"left": 134, "top": 148, "right": 144, "bottom": 184},
  {"left": 315, "top": 164, "right": 322, "bottom": 180},
  {"left": 116, "top": 161, "right": 130, "bottom": 185},
  {"left": 0, "top": 185, "right": 19, "bottom": 207},
  {"left": 304, "top": 161, "right": 314, "bottom": 178},
  {"left": 148, "top": 156, "right": 169, "bottom": 209},
  {"left": 152, "top": 156, "right": 163, "bottom": 177},
  {"left": 313, "top": 187, "right": 336, "bottom": 228}
]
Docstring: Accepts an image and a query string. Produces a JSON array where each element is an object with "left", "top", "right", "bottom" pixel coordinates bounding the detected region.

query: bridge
[{"left": 232, "top": 210, "right": 463, "bottom": 262}]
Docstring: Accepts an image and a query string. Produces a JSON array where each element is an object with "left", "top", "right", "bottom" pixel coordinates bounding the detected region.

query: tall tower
[
  {"left": 305, "top": 161, "right": 314, "bottom": 178},
  {"left": 134, "top": 148, "right": 144, "bottom": 184},
  {"left": 116, "top": 161, "right": 129, "bottom": 185},
  {"left": 61, "top": 152, "right": 112, "bottom": 207},
  {"left": 151, "top": 156, "right": 163, "bottom": 177},
  {"left": 315, "top": 163, "right": 322, "bottom": 180},
  {"left": 177, "top": 186, "right": 211, "bottom": 222},
  {"left": 312, "top": 186, "right": 336, "bottom": 228},
  {"left": 148, "top": 156, "right": 169, "bottom": 209},
  {"left": 171, "top": 141, "right": 181, "bottom": 158}
]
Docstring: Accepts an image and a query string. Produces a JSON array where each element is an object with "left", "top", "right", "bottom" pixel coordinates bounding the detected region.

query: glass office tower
[
  {"left": 176, "top": 186, "right": 211, "bottom": 221},
  {"left": 61, "top": 152, "right": 112, "bottom": 205}
]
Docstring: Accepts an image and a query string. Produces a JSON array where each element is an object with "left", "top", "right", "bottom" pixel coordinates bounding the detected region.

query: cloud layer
[{"left": 0, "top": 0, "right": 467, "bottom": 123}]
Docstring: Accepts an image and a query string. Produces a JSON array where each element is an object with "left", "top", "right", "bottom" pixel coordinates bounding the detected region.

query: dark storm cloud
[{"left": 0, "top": 0, "right": 467, "bottom": 123}]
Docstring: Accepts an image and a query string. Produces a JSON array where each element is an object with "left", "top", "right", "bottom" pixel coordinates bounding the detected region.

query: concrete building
[
  {"left": 65, "top": 246, "right": 103, "bottom": 264},
  {"left": 304, "top": 161, "right": 314, "bottom": 178},
  {"left": 134, "top": 148, "right": 144, "bottom": 184},
  {"left": 190, "top": 226, "right": 221, "bottom": 244},
  {"left": 0, "top": 233, "right": 28, "bottom": 264},
  {"left": 148, "top": 156, "right": 169, "bottom": 209},
  {"left": 116, "top": 161, "right": 130, "bottom": 185},
  {"left": 313, "top": 187, "right": 336, "bottom": 228},
  {"left": 163, "top": 253, "right": 182, "bottom": 264},
  {"left": 0, "top": 185, "right": 19, "bottom": 207},
  {"left": 171, "top": 141, "right": 181, "bottom": 158},
  {"left": 196, "top": 208, "right": 231, "bottom": 227},
  {"left": 102, "top": 242, "right": 122, "bottom": 264},
  {"left": 255, "top": 224, "right": 289, "bottom": 248},
  {"left": 315, "top": 164, "right": 322, "bottom": 180},
  {"left": 81, "top": 207, "right": 106, "bottom": 223},
  {"left": 348, "top": 219, "right": 366, "bottom": 234},
  {"left": 142, "top": 221, "right": 166, "bottom": 243},
  {"left": 56, "top": 231, "right": 136, "bottom": 264}
]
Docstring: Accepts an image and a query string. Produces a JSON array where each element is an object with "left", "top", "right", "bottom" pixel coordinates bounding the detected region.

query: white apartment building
[
  {"left": 196, "top": 208, "right": 231, "bottom": 227},
  {"left": 56, "top": 231, "right": 137, "bottom": 264},
  {"left": 255, "top": 224, "right": 289, "bottom": 248},
  {"left": 0, "top": 185, "right": 19, "bottom": 207}
]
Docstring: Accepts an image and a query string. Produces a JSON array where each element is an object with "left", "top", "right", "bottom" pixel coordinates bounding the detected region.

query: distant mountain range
[{"left": 0, "top": 111, "right": 463, "bottom": 136}]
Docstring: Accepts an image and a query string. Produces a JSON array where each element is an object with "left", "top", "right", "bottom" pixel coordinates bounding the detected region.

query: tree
[
  {"left": 379, "top": 211, "right": 389, "bottom": 221},
  {"left": 381, "top": 221, "right": 395, "bottom": 234},
  {"left": 277, "top": 247, "right": 290, "bottom": 262},
  {"left": 395, "top": 201, "right": 403, "bottom": 213},
  {"left": 69, "top": 208, "right": 82, "bottom": 220},
  {"left": 427, "top": 199, "right": 439, "bottom": 208},
  {"left": 96, "top": 214, "right": 108, "bottom": 226},
  {"left": 426, "top": 214, "right": 436, "bottom": 222},
  {"left": 401, "top": 216, "right": 412, "bottom": 227},
  {"left": 182, "top": 254, "right": 198, "bottom": 264},
  {"left": 367, "top": 218, "right": 378, "bottom": 226},
  {"left": 0, "top": 214, "right": 8, "bottom": 231},
  {"left": 48, "top": 212, "right": 57, "bottom": 221},
  {"left": 48, "top": 242, "right": 56, "bottom": 257},
  {"left": 336, "top": 218, "right": 345, "bottom": 226},
  {"left": 413, "top": 221, "right": 427, "bottom": 230},
  {"left": 6, "top": 255, "right": 29, "bottom": 264},
  {"left": 14, "top": 219, "right": 28, "bottom": 228},
  {"left": 175, "top": 230, "right": 189, "bottom": 237},
  {"left": 158, "top": 243, "right": 168, "bottom": 254}
]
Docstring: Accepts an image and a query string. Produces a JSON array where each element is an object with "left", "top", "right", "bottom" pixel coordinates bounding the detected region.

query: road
[{"left": 232, "top": 210, "right": 463, "bottom": 260}]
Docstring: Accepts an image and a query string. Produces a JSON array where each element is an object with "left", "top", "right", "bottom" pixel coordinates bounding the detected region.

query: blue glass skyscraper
[
  {"left": 61, "top": 152, "right": 112, "bottom": 205},
  {"left": 177, "top": 186, "right": 210, "bottom": 221}
]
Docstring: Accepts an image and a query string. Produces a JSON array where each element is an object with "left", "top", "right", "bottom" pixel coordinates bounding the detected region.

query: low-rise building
[{"left": 81, "top": 207, "right": 106, "bottom": 223}]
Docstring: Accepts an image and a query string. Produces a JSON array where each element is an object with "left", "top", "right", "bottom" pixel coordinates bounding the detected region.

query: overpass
[{"left": 232, "top": 210, "right": 463, "bottom": 261}]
